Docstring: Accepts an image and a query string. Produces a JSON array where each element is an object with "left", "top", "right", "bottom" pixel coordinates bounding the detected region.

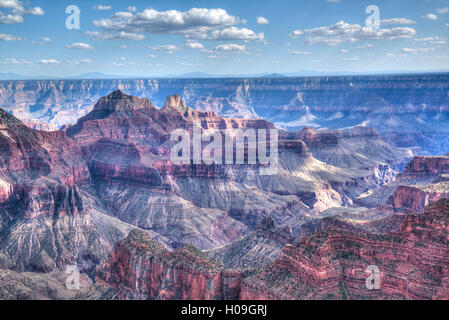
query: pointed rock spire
[
  {"left": 93, "top": 89, "right": 155, "bottom": 112},
  {"left": 163, "top": 94, "right": 190, "bottom": 113}
]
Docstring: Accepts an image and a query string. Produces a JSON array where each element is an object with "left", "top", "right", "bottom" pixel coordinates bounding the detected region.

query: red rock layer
[
  {"left": 241, "top": 199, "right": 449, "bottom": 300},
  {"left": 96, "top": 229, "right": 241, "bottom": 300}
]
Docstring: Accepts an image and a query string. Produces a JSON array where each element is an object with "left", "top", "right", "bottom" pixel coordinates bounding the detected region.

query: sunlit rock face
[{"left": 241, "top": 199, "right": 449, "bottom": 300}]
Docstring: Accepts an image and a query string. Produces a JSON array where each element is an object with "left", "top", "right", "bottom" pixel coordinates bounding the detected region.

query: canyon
[
  {"left": 0, "top": 87, "right": 448, "bottom": 299},
  {"left": 1, "top": 73, "right": 448, "bottom": 155}
]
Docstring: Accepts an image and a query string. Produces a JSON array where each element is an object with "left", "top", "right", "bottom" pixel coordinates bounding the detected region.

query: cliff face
[
  {"left": 242, "top": 199, "right": 449, "bottom": 300},
  {"left": 99, "top": 200, "right": 449, "bottom": 300},
  {"left": 96, "top": 230, "right": 241, "bottom": 300},
  {"left": 355, "top": 154, "right": 449, "bottom": 210},
  {"left": 1, "top": 74, "right": 448, "bottom": 154}
]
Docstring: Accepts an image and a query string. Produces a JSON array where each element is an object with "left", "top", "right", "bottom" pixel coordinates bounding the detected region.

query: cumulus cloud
[
  {"left": 0, "top": 0, "right": 44, "bottom": 24},
  {"left": 0, "top": 0, "right": 42, "bottom": 14},
  {"left": 422, "top": 14, "right": 438, "bottom": 20},
  {"left": 380, "top": 18, "right": 416, "bottom": 25},
  {"left": 151, "top": 44, "right": 180, "bottom": 54},
  {"left": 0, "top": 32, "right": 21, "bottom": 40},
  {"left": 93, "top": 5, "right": 112, "bottom": 11},
  {"left": 436, "top": 7, "right": 449, "bottom": 14},
  {"left": 127, "top": 6, "right": 137, "bottom": 12},
  {"left": 214, "top": 43, "right": 246, "bottom": 53},
  {"left": 402, "top": 47, "right": 435, "bottom": 53},
  {"left": 93, "top": 8, "right": 241, "bottom": 34},
  {"left": 187, "top": 26, "right": 264, "bottom": 41},
  {"left": 355, "top": 43, "right": 373, "bottom": 48},
  {"left": 339, "top": 49, "right": 348, "bottom": 53},
  {"left": 289, "top": 20, "right": 416, "bottom": 45},
  {"left": 66, "top": 59, "right": 92, "bottom": 64},
  {"left": 289, "top": 30, "right": 304, "bottom": 38},
  {"left": 0, "top": 13, "right": 23, "bottom": 23},
  {"left": 86, "top": 30, "right": 145, "bottom": 40},
  {"left": 65, "top": 42, "right": 94, "bottom": 50},
  {"left": 32, "top": 36, "right": 51, "bottom": 45},
  {"left": 412, "top": 36, "right": 446, "bottom": 45},
  {"left": 145, "top": 54, "right": 156, "bottom": 58},
  {"left": 89, "top": 7, "right": 263, "bottom": 42},
  {"left": 185, "top": 41, "right": 204, "bottom": 49},
  {"left": 289, "top": 50, "right": 311, "bottom": 55},
  {"left": 0, "top": 0, "right": 20, "bottom": 8},
  {"left": 1, "top": 58, "right": 30, "bottom": 64},
  {"left": 256, "top": 17, "right": 269, "bottom": 24},
  {"left": 40, "top": 59, "right": 60, "bottom": 64},
  {"left": 387, "top": 53, "right": 407, "bottom": 59}
]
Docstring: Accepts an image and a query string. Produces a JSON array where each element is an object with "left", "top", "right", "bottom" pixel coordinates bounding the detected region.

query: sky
[{"left": 0, "top": 0, "right": 448, "bottom": 77}]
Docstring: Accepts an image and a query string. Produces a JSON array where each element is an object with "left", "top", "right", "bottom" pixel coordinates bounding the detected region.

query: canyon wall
[{"left": 1, "top": 74, "right": 448, "bottom": 154}]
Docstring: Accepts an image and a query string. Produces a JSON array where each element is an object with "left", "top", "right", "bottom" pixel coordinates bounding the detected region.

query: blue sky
[{"left": 0, "top": 0, "right": 448, "bottom": 77}]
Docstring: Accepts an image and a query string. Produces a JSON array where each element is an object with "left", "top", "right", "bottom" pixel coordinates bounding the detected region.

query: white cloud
[
  {"left": 1, "top": 58, "right": 30, "bottom": 64},
  {"left": 188, "top": 26, "right": 264, "bottom": 41},
  {"left": 145, "top": 54, "right": 156, "bottom": 58},
  {"left": 290, "top": 20, "right": 416, "bottom": 45},
  {"left": 0, "top": 32, "right": 21, "bottom": 40},
  {"left": 127, "top": 6, "right": 137, "bottom": 12},
  {"left": 422, "top": 14, "right": 438, "bottom": 20},
  {"left": 0, "top": 0, "right": 44, "bottom": 24},
  {"left": 93, "top": 5, "right": 112, "bottom": 11},
  {"left": 0, "top": 13, "right": 23, "bottom": 23},
  {"left": 93, "top": 8, "right": 241, "bottom": 35},
  {"left": 0, "top": 0, "right": 20, "bottom": 8},
  {"left": 66, "top": 59, "right": 92, "bottom": 64},
  {"left": 289, "top": 30, "right": 304, "bottom": 38},
  {"left": 256, "top": 17, "right": 269, "bottom": 24},
  {"left": 436, "top": 7, "right": 449, "bottom": 14},
  {"left": 185, "top": 41, "right": 204, "bottom": 49},
  {"left": 339, "top": 49, "right": 348, "bottom": 53},
  {"left": 32, "top": 36, "right": 51, "bottom": 45},
  {"left": 380, "top": 18, "right": 416, "bottom": 25},
  {"left": 327, "top": 0, "right": 341, "bottom": 2},
  {"left": 86, "top": 30, "right": 145, "bottom": 40},
  {"left": 214, "top": 43, "right": 246, "bottom": 53},
  {"left": 65, "top": 42, "right": 94, "bottom": 50},
  {"left": 23, "top": 6, "right": 43, "bottom": 15},
  {"left": 151, "top": 44, "right": 180, "bottom": 54},
  {"left": 355, "top": 43, "right": 373, "bottom": 48},
  {"left": 387, "top": 53, "right": 407, "bottom": 59},
  {"left": 289, "top": 50, "right": 311, "bottom": 55},
  {"left": 341, "top": 56, "right": 360, "bottom": 61},
  {"left": 412, "top": 37, "right": 446, "bottom": 45},
  {"left": 90, "top": 7, "right": 265, "bottom": 43},
  {"left": 40, "top": 59, "right": 60, "bottom": 64},
  {"left": 402, "top": 47, "right": 435, "bottom": 53}
]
